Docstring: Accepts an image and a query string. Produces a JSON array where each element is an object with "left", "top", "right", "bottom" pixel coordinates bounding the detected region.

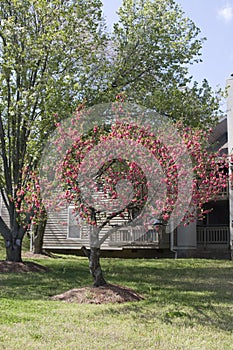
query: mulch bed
[
  {"left": 0, "top": 260, "right": 48, "bottom": 273},
  {"left": 0, "top": 255, "right": 144, "bottom": 304},
  {"left": 51, "top": 284, "right": 144, "bottom": 304}
]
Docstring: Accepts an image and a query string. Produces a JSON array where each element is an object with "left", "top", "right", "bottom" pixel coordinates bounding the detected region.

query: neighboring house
[{"left": 42, "top": 77, "right": 233, "bottom": 259}]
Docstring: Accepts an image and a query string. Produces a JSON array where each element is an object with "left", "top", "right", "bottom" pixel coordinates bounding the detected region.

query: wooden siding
[
  {"left": 0, "top": 195, "right": 10, "bottom": 227},
  {"left": 43, "top": 207, "right": 123, "bottom": 250},
  {"left": 42, "top": 207, "right": 167, "bottom": 250},
  {"left": 43, "top": 207, "right": 91, "bottom": 249}
]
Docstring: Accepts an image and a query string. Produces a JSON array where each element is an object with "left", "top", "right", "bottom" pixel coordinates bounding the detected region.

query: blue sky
[{"left": 102, "top": 0, "right": 233, "bottom": 90}]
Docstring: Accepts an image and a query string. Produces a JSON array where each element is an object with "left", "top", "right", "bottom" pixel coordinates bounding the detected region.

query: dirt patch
[
  {"left": 22, "top": 251, "right": 54, "bottom": 259},
  {"left": 0, "top": 253, "right": 143, "bottom": 304},
  {"left": 51, "top": 284, "right": 144, "bottom": 304},
  {"left": 0, "top": 260, "right": 48, "bottom": 273}
]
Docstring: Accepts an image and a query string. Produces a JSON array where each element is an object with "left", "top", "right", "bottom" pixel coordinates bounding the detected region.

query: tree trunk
[
  {"left": 5, "top": 238, "right": 22, "bottom": 262},
  {"left": 32, "top": 218, "right": 47, "bottom": 254},
  {"left": 81, "top": 246, "right": 107, "bottom": 287}
]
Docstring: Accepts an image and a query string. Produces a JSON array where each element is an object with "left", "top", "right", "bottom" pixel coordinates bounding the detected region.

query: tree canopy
[
  {"left": 0, "top": 0, "right": 226, "bottom": 263},
  {"left": 93, "top": 0, "right": 222, "bottom": 127},
  {"left": 0, "top": 0, "right": 105, "bottom": 261}
]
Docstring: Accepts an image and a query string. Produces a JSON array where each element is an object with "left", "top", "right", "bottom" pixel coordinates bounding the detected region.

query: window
[{"left": 67, "top": 206, "right": 82, "bottom": 239}]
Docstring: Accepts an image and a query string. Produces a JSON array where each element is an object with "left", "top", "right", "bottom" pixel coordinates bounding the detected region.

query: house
[
  {"left": 42, "top": 77, "right": 233, "bottom": 259},
  {"left": 173, "top": 76, "right": 233, "bottom": 259},
  {"left": 42, "top": 203, "right": 171, "bottom": 258}
]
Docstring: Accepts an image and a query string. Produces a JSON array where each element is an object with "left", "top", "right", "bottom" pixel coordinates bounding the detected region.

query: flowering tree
[
  {"left": 0, "top": 0, "right": 225, "bottom": 264},
  {"left": 42, "top": 103, "right": 228, "bottom": 286}
]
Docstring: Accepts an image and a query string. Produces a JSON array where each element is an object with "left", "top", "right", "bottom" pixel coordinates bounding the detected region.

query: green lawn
[{"left": 0, "top": 244, "right": 233, "bottom": 349}]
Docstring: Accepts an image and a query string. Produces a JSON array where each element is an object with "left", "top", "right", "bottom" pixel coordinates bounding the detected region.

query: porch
[
  {"left": 108, "top": 225, "right": 230, "bottom": 249},
  {"left": 108, "top": 225, "right": 170, "bottom": 249},
  {"left": 214, "top": 185, "right": 229, "bottom": 200},
  {"left": 197, "top": 225, "right": 230, "bottom": 248}
]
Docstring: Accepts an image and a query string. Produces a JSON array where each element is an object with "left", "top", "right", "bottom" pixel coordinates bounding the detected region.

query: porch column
[
  {"left": 176, "top": 221, "right": 197, "bottom": 250},
  {"left": 226, "top": 77, "right": 233, "bottom": 251}
]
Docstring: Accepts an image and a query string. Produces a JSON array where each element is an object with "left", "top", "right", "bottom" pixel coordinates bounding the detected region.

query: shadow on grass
[
  {"left": 100, "top": 258, "right": 233, "bottom": 332},
  {"left": 0, "top": 256, "right": 233, "bottom": 332},
  {"left": 0, "top": 257, "right": 92, "bottom": 300}
]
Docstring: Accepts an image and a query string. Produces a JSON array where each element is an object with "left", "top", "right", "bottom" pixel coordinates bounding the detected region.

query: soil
[
  {"left": 0, "top": 253, "right": 144, "bottom": 304},
  {"left": 0, "top": 252, "right": 51, "bottom": 273},
  {"left": 51, "top": 284, "right": 144, "bottom": 304},
  {"left": 0, "top": 260, "right": 48, "bottom": 273}
]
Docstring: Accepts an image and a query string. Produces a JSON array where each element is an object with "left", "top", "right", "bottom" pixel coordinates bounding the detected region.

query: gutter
[{"left": 169, "top": 218, "right": 177, "bottom": 259}]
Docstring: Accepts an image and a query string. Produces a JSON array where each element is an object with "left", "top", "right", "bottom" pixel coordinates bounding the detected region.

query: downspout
[
  {"left": 29, "top": 223, "right": 34, "bottom": 252},
  {"left": 170, "top": 218, "right": 177, "bottom": 258}
]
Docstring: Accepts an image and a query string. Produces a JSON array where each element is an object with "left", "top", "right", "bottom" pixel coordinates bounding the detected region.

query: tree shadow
[
  {"left": 100, "top": 259, "right": 233, "bottom": 332},
  {"left": 1, "top": 257, "right": 233, "bottom": 332},
  {"left": 0, "top": 257, "right": 91, "bottom": 300}
]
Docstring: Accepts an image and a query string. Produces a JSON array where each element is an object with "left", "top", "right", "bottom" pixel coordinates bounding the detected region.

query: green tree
[
  {"left": 0, "top": 0, "right": 105, "bottom": 261},
  {"left": 94, "top": 0, "right": 222, "bottom": 127},
  {"left": 0, "top": 0, "right": 224, "bottom": 262}
]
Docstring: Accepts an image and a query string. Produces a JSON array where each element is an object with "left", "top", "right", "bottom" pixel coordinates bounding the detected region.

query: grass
[{"left": 0, "top": 242, "right": 233, "bottom": 349}]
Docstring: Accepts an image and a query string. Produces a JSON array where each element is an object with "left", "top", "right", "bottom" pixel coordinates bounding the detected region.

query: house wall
[
  {"left": 42, "top": 207, "right": 170, "bottom": 254},
  {"left": 176, "top": 221, "right": 197, "bottom": 250},
  {"left": 43, "top": 208, "right": 117, "bottom": 251},
  {"left": 0, "top": 195, "right": 10, "bottom": 227}
]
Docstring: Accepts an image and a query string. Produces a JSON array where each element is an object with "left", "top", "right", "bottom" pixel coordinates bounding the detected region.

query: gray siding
[
  {"left": 0, "top": 195, "right": 10, "bottom": 227},
  {"left": 43, "top": 207, "right": 125, "bottom": 250}
]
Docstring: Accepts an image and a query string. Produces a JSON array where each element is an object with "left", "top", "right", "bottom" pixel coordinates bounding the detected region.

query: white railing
[
  {"left": 215, "top": 186, "right": 229, "bottom": 199},
  {"left": 197, "top": 226, "right": 229, "bottom": 245},
  {"left": 109, "top": 226, "right": 159, "bottom": 244},
  {"left": 202, "top": 184, "right": 229, "bottom": 201}
]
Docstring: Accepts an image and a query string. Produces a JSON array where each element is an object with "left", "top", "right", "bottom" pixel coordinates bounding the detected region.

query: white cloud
[{"left": 218, "top": 4, "right": 233, "bottom": 23}]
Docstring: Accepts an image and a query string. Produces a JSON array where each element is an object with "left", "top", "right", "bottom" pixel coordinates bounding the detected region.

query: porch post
[
  {"left": 226, "top": 77, "right": 233, "bottom": 255},
  {"left": 176, "top": 220, "right": 197, "bottom": 253}
]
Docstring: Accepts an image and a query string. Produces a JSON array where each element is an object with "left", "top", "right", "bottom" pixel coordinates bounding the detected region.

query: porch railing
[
  {"left": 215, "top": 185, "right": 229, "bottom": 199},
  {"left": 109, "top": 226, "right": 159, "bottom": 245},
  {"left": 197, "top": 226, "right": 229, "bottom": 245}
]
